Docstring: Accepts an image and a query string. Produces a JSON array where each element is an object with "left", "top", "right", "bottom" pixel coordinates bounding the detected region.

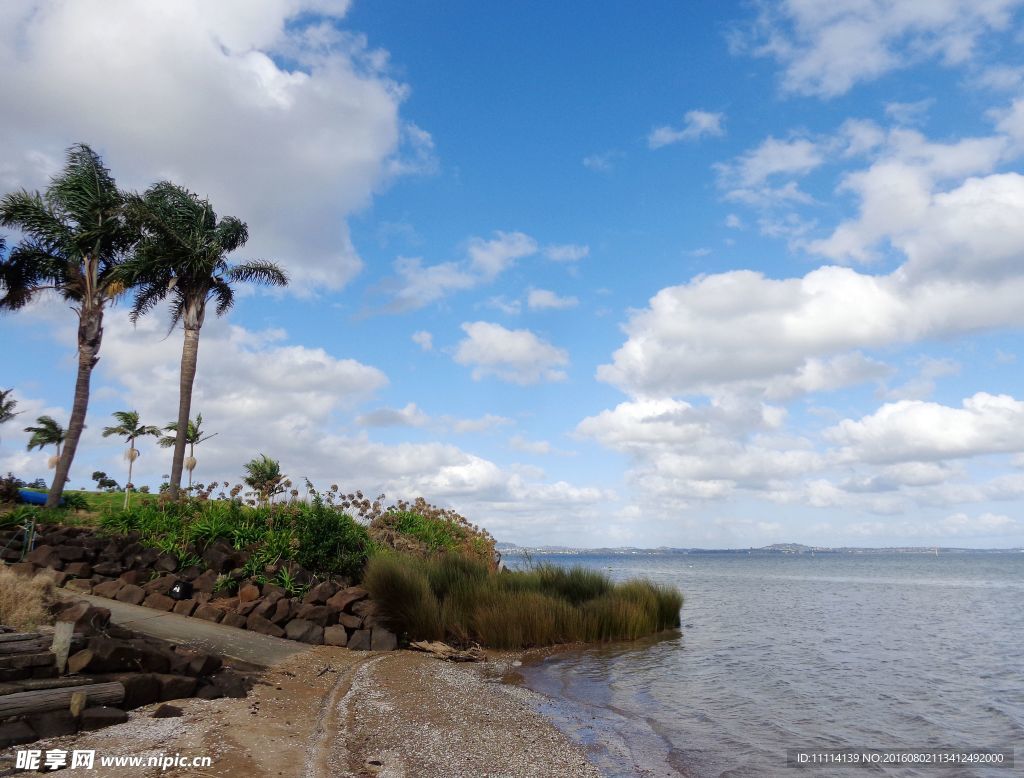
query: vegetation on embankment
[
  {"left": 1, "top": 478, "right": 683, "bottom": 649},
  {"left": 364, "top": 553, "right": 683, "bottom": 649}
]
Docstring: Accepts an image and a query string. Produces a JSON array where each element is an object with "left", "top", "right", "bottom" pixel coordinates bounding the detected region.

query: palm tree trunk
[
  {"left": 169, "top": 326, "right": 201, "bottom": 499},
  {"left": 124, "top": 441, "right": 134, "bottom": 510},
  {"left": 46, "top": 309, "right": 102, "bottom": 508}
]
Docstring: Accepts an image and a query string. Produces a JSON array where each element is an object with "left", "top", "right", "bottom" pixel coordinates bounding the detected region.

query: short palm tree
[
  {"left": 102, "top": 410, "right": 161, "bottom": 508},
  {"left": 0, "top": 388, "right": 18, "bottom": 438},
  {"left": 0, "top": 144, "right": 134, "bottom": 507},
  {"left": 243, "top": 454, "right": 285, "bottom": 508},
  {"left": 25, "top": 415, "right": 66, "bottom": 470},
  {"left": 117, "top": 183, "right": 287, "bottom": 499},
  {"left": 158, "top": 413, "right": 217, "bottom": 491}
]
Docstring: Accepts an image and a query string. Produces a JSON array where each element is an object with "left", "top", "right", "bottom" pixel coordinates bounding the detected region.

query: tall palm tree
[
  {"left": 117, "top": 182, "right": 287, "bottom": 499},
  {"left": 102, "top": 410, "right": 161, "bottom": 508},
  {"left": 25, "top": 415, "right": 66, "bottom": 470},
  {"left": 158, "top": 412, "right": 217, "bottom": 491},
  {"left": 0, "top": 144, "right": 134, "bottom": 507},
  {"left": 0, "top": 388, "right": 18, "bottom": 438}
]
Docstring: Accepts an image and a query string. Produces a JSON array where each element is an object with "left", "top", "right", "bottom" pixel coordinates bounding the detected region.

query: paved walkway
[{"left": 75, "top": 593, "right": 309, "bottom": 667}]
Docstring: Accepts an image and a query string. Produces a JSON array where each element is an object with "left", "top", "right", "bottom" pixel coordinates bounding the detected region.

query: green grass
[{"left": 364, "top": 553, "right": 684, "bottom": 649}]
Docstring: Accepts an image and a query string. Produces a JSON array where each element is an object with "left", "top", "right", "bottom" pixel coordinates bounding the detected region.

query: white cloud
[
  {"left": 411, "top": 330, "right": 433, "bottom": 351},
  {"left": 544, "top": 243, "right": 590, "bottom": 262},
  {"left": 717, "top": 136, "right": 824, "bottom": 189},
  {"left": 453, "top": 322, "right": 569, "bottom": 385},
  {"left": 741, "top": 0, "right": 1024, "bottom": 97},
  {"left": 385, "top": 231, "right": 538, "bottom": 311},
  {"left": 725, "top": 213, "right": 744, "bottom": 229},
  {"left": 526, "top": 289, "right": 579, "bottom": 311},
  {"left": 0, "top": 1, "right": 433, "bottom": 291},
  {"left": 828, "top": 393, "right": 1024, "bottom": 464},
  {"left": 884, "top": 99, "right": 934, "bottom": 125},
  {"left": 509, "top": 435, "right": 552, "bottom": 455},
  {"left": 582, "top": 151, "right": 618, "bottom": 172},
  {"left": 356, "top": 403, "right": 429, "bottom": 428},
  {"left": 648, "top": 110, "right": 725, "bottom": 149}
]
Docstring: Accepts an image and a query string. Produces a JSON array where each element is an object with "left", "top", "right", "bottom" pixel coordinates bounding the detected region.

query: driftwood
[
  {"left": 0, "top": 638, "right": 52, "bottom": 655},
  {"left": 0, "top": 652, "right": 55, "bottom": 670},
  {"left": 0, "top": 681, "right": 124, "bottom": 718},
  {"left": 408, "top": 640, "right": 485, "bottom": 662},
  {"left": 0, "top": 632, "right": 42, "bottom": 644},
  {"left": 0, "top": 677, "right": 96, "bottom": 696}
]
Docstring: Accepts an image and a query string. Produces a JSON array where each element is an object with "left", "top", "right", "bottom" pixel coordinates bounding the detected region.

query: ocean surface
[{"left": 506, "top": 551, "right": 1024, "bottom": 777}]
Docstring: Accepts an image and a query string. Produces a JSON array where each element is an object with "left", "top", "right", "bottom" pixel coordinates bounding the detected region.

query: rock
[
  {"left": 324, "top": 625, "right": 348, "bottom": 647},
  {"left": 172, "top": 599, "right": 197, "bottom": 617},
  {"left": 92, "top": 560, "right": 124, "bottom": 577},
  {"left": 27, "top": 710, "right": 78, "bottom": 738},
  {"left": 64, "top": 561, "right": 93, "bottom": 578},
  {"left": 0, "top": 720, "right": 37, "bottom": 747},
  {"left": 118, "top": 570, "right": 144, "bottom": 586},
  {"left": 201, "top": 548, "right": 230, "bottom": 573},
  {"left": 193, "top": 604, "right": 224, "bottom": 623},
  {"left": 79, "top": 706, "right": 128, "bottom": 730},
  {"left": 155, "top": 673, "right": 197, "bottom": 701},
  {"left": 195, "top": 684, "right": 223, "bottom": 700},
  {"left": 237, "top": 597, "right": 263, "bottom": 617},
  {"left": 151, "top": 703, "right": 183, "bottom": 718},
  {"left": 92, "top": 579, "right": 125, "bottom": 598},
  {"left": 26, "top": 544, "right": 62, "bottom": 568},
  {"left": 114, "top": 583, "right": 146, "bottom": 605},
  {"left": 143, "top": 593, "right": 176, "bottom": 612},
  {"left": 351, "top": 598, "right": 377, "bottom": 618},
  {"left": 92, "top": 672, "right": 162, "bottom": 709},
  {"left": 194, "top": 591, "right": 213, "bottom": 604},
  {"left": 270, "top": 598, "right": 294, "bottom": 625},
  {"left": 326, "top": 586, "right": 369, "bottom": 612},
  {"left": 221, "top": 612, "right": 247, "bottom": 629},
  {"left": 284, "top": 619, "right": 324, "bottom": 644},
  {"left": 57, "top": 601, "right": 111, "bottom": 635},
  {"left": 246, "top": 615, "right": 285, "bottom": 638},
  {"left": 179, "top": 564, "right": 204, "bottom": 581},
  {"left": 154, "top": 553, "right": 178, "bottom": 573},
  {"left": 370, "top": 628, "right": 398, "bottom": 651},
  {"left": 347, "top": 629, "right": 372, "bottom": 651},
  {"left": 6, "top": 561, "right": 38, "bottom": 577},
  {"left": 143, "top": 574, "right": 176, "bottom": 595},
  {"left": 192, "top": 569, "right": 219, "bottom": 593},
  {"left": 338, "top": 613, "right": 363, "bottom": 630},
  {"left": 213, "top": 596, "right": 240, "bottom": 611},
  {"left": 55, "top": 544, "right": 85, "bottom": 562},
  {"left": 261, "top": 583, "right": 286, "bottom": 600},
  {"left": 302, "top": 581, "right": 339, "bottom": 605},
  {"left": 210, "top": 670, "right": 251, "bottom": 698},
  {"left": 68, "top": 637, "right": 143, "bottom": 674},
  {"left": 295, "top": 604, "right": 338, "bottom": 627},
  {"left": 238, "top": 583, "right": 261, "bottom": 603},
  {"left": 179, "top": 650, "right": 221, "bottom": 677},
  {"left": 65, "top": 578, "right": 94, "bottom": 594}
]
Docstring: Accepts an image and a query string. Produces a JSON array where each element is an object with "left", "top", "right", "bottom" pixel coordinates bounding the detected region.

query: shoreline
[{"left": 2, "top": 647, "right": 601, "bottom": 777}]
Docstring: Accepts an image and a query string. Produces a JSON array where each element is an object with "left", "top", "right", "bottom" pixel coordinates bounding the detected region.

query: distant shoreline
[{"left": 501, "top": 544, "right": 1024, "bottom": 556}]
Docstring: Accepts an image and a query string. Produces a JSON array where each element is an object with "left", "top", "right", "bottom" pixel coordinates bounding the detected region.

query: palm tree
[
  {"left": 25, "top": 415, "right": 66, "bottom": 470},
  {"left": 0, "top": 144, "right": 134, "bottom": 507},
  {"left": 102, "top": 410, "right": 161, "bottom": 508},
  {"left": 158, "top": 412, "right": 217, "bottom": 492},
  {"left": 117, "top": 182, "right": 287, "bottom": 499},
  {"left": 0, "top": 388, "right": 18, "bottom": 438},
  {"left": 243, "top": 454, "right": 285, "bottom": 507}
]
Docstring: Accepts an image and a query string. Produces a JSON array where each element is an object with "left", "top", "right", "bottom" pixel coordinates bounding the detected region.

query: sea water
[{"left": 507, "top": 552, "right": 1024, "bottom": 777}]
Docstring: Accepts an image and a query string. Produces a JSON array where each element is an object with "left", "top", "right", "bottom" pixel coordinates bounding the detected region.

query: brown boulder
[
  {"left": 65, "top": 578, "right": 94, "bottom": 594},
  {"left": 26, "top": 545, "right": 62, "bottom": 569},
  {"left": 221, "top": 612, "right": 247, "bottom": 629},
  {"left": 326, "top": 586, "right": 368, "bottom": 612},
  {"left": 172, "top": 599, "right": 197, "bottom": 617},
  {"left": 56, "top": 601, "right": 111, "bottom": 635},
  {"left": 347, "top": 629, "right": 372, "bottom": 651},
  {"left": 246, "top": 615, "right": 285, "bottom": 638},
  {"left": 143, "top": 593, "right": 176, "bottom": 612},
  {"left": 295, "top": 604, "right": 338, "bottom": 627},
  {"left": 238, "top": 583, "right": 261, "bottom": 603},
  {"left": 302, "top": 581, "right": 339, "bottom": 605},
  {"left": 370, "top": 628, "right": 398, "bottom": 651},
  {"left": 284, "top": 619, "right": 324, "bottom": 644},
  {"left": 64, "top": 561, "right": 93, "bottom": 577},
  {"left": 155, "top": 673, "right": 198, "bottom": 701},
  {"left": 118, "top": 570, "right": 144, "bottom": 586},
  {"left": 92, "top": 579, "right": 125, "bottom": 598},
  {"left": 323, "top": 625, "right": 348, "bottom": 646},
  {"left": 270, "top": 598, "right": 294, "bottom": 625},
  {"left": 338, "top": 612, "right": 363, "bottom": 630},
  {"left": 114, "top": 584, "right": 145, "bottom": 605},
  {"left": 193, "top": 604, "right": 224, "bottom": 623}
]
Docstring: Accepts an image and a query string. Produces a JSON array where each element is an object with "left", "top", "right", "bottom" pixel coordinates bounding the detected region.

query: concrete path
[{"left": 76, "top": 594, "right": 309, "bottom": 667}]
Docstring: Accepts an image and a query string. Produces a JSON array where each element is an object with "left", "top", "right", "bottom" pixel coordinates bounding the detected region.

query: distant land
[{"left": 496, "top": 542, "right": 1024, "bottom": 556}]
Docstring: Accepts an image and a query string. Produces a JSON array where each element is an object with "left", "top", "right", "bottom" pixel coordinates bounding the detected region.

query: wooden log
[
  {"left": 0, "top": 633, "right": 41, "bottom": 644},
  {"left": 0, "top": 653, "right": 55, "bottom": 670},
  {"left": 0, "top": 639, "right": 52, "bottom": 655},
  {"left": 0, "top": 677, "right": 95, "bottom": 696},
  {"left": 0, "top": 682, "right": 124, "bottom": 718}
]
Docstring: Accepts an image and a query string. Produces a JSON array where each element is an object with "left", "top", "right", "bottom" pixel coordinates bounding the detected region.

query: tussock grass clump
[
  {"left": 0, "top": 566, "right": 55, "bottom": 630},
  {"left": 364, "top": 552, "right": 683, "bottom": 649}
]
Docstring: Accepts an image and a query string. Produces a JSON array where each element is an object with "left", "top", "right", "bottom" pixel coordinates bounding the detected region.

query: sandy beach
[{"left": 4, "top": 648, "right": 599, "bottom": 778}]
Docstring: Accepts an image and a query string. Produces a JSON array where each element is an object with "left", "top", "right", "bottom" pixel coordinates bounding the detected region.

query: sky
[{"left": 3, "top": 1, "right": 1024, "bottom": 549}]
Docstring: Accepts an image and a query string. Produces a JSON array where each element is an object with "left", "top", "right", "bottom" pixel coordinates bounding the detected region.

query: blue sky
[{"left": 4, "top": 0, "right": 1024, "bottom": 548}]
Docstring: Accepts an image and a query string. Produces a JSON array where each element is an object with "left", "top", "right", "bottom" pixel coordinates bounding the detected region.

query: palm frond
[{"left": 227, "top": 260, "right": 288, "bottom": 287}]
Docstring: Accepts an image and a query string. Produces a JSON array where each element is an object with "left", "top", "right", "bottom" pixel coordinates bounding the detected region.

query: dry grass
[{"left": 0, "top": 565, "right": 56, "bottom": 631}]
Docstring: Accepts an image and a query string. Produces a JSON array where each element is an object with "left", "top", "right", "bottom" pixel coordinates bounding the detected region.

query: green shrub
[
  {"left": 368, "top": 498, "right": 497, "bottom": 568},
  {"left": 293, "top": 498, "right": 371, "bottom": 580}
]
